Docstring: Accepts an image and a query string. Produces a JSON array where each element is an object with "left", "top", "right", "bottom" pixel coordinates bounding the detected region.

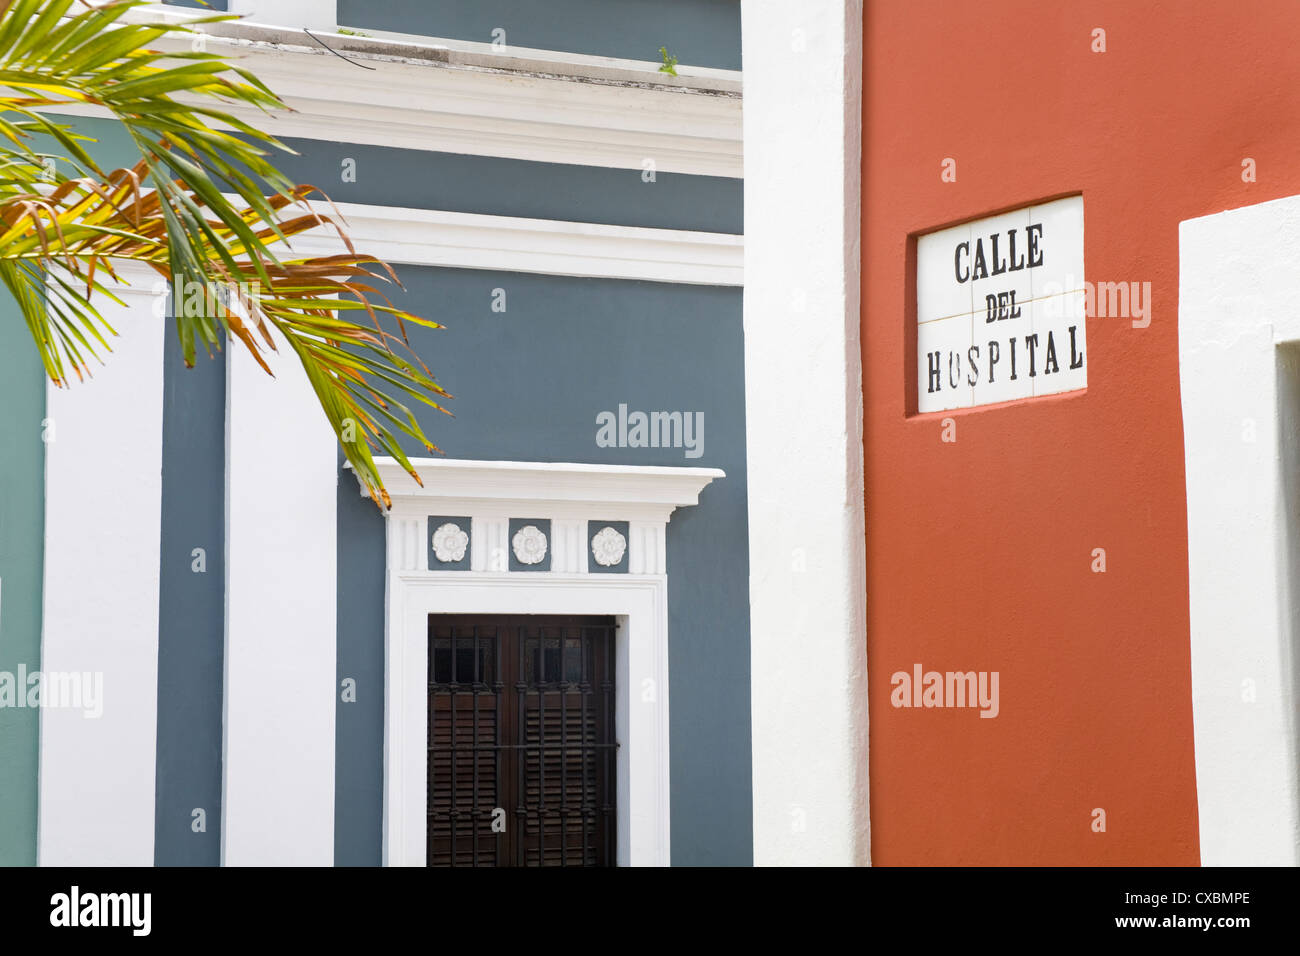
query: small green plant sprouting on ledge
[
  {"left": 336, "top": 27, "right": 370, "bottom": 37},
  {"left": 659, "top": 46, "right": 678, "bottom": 76}
]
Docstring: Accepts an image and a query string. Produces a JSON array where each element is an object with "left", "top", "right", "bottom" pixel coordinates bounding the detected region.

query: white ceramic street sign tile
[
  {"left": 917, "top": 311, "right": 974, "bottom": 413},
  {"left": 1029, "top": 197, "right": 1087, "bottom": 300},
  {"left": 968, "top": 206, "right": 1032, "bottom": 321},
  {"left": 972, "top": 315, "right": 1034, "bottom": 407},
  {"left": 917, "top": 221, "right": 974, "bottom": 324},
  {"left": 916, "top": 195, "right": 1085, "bottom": 412},
  {"left": 1030, "top": 289, "right": 1087, "bottom": 398}
]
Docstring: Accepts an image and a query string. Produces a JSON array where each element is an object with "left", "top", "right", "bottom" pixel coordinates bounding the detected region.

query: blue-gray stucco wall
[
  {"left": 251, "top": 117, "right": 753, "bottom": 868},
  {"left": 335, "top": 268, "right": 751, "bottom": 866},
  {"left": 337, "top": 0, "right": 742, "bottom": 71},
  {"left": 252, "top": 130, "right": 752, "bottom": 864},
  {"left": 33, "top": 114, "right": 230, "bottom": 867},
  {"left": 154, "top": 327, "right": 226, "bottom": 865},
  {"left": 163, "top": 0, "right": 229, "bottom": 10},
  {"left": 61, "top": 62, "right": 748, "bottom": 863},
  {"left": 334, "top": 447, "right": 387, "bottom": 866},
  {"left": 253, "top": 139, "right": 742, "bottom": 236}
]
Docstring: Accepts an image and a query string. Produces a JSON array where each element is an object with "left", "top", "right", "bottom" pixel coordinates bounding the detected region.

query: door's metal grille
[{"left": 427, "top": 615, "right": 616, "bottom": 867}]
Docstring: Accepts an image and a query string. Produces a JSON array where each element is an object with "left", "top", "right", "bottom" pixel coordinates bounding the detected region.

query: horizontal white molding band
[
  {"left": 38, "top": 261, "right": 163, "bottom": 866},
  {"left": 136, "top": 4, "right": 738, "bottom": 94},
  {"left": 337, "top": 28, "right": 742, "bottom": 91},
  {"left": 9, "top": 186, "right": 743, "bottom": 287},
  {"left": 101, "top": 8, "right": 743, "bottom": 178},
  {"left": 223, "top": 326, "right": 338, "bottom": 866},
  {"left": 286, "top": 203, "right": 743, "bottom": 286},
  {"left": 30, "top": 199, "right": 742, "bottom": 288}
]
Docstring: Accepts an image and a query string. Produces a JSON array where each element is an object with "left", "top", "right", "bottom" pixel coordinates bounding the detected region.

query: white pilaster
[
  {"left": 551, "top": 519, "right": 586, "bottom": 574},
  {"left": 626, "top": 522, "right": 665, "bottom": 575},
  {"left": 388, "top": 512, "right": 424, "bottom": 573},
  {"left": 223, "top": 329, "right": 337, "bottom": 865},
  {"left": 38, "top": 264, "right": 164, "bottom": 866},
  {"left": 742, "top": 0, "right": 869, "bottom": 866},
  {"left": 470, "top": 515, "right": 509, "bottom": 572}
]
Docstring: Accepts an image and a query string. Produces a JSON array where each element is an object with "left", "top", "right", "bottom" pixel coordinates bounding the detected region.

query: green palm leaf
[{"left": 1, "top": 0, "right": 450, "bottom": 507}]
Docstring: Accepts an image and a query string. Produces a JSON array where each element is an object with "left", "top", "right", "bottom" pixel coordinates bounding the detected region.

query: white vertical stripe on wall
[
  {"left": 223, "top": 329, "right": 337, "bottom": 866},
  {"left": 742, "top": 0, "right": 869, "bottom": 866},
  {"left": 38, "top": 264, "right": 165, "bottom": 866}
]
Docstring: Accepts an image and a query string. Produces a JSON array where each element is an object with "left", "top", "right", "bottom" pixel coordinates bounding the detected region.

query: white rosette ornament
[
  {"left": 590, "top": 526, "right": 627, "bottom": 567},
  {"left": 431, "top": 522, "right": 469, "bottom": 563},
  {"left": 511, "top": 525, "right": 548, "bottom": 565}
]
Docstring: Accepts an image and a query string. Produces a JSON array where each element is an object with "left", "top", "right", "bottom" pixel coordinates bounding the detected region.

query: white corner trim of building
[
  {"left": 1179, "top": 193, "right": 1300, "bottom": 866},
  {"left": 742, "top": 0, "right": 868, "bottom": 866}
]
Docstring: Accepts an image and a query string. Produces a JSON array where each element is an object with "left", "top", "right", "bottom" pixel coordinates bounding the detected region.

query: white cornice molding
[
  {"left": 285, "top": 202, "right": 742, "bottom": 285},
  {"left": 92, "top": 7, "right": 743, "bottom": 178},
  {"left": 340, "top": 27, "right": 741, "bottom": 90},
  {"left": 133, "top": 7, "right": 739, "bottom": 93},
  {"left": 352, "top": 457, "right": 725, "bottom": 524},
  {"left": 224, "top": 46, "right": 740, "bottom": 177}
]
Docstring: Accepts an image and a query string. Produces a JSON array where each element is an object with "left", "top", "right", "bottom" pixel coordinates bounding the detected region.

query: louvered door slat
[{"left": 427, "top": 615, "right": 615, "bottom": 867}]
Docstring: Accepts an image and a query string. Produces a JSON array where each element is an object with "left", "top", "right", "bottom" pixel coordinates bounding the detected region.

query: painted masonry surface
[
  {"left": 863, "top": 1, "right": 1300, "bottom": 864},
  {"left": 0, "top": 0, "right": 750, "bottom": 867},
  {"left": 1, "top": 0, "right": 1298, "bottom": 872}
]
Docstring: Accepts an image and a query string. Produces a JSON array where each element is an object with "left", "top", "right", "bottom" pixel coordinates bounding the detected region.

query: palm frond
[{"left": 0, "top": 0, "right": 450, "bottom": 506}]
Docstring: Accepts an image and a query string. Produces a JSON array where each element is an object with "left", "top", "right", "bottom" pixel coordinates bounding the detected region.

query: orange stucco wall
[{"left": 862, "top": 0, "right": 1300, "bottom": 864}]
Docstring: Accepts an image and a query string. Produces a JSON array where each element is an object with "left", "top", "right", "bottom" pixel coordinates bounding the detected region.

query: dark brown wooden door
[{"left": 427, "top": 614, "right": 616, "bottom": 867}]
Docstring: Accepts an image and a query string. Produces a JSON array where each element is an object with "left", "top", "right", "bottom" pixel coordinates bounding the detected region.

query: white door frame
[
  {"left": 354, "top": 457, "right": 724, "bottom": 866},
  {"left": 386, "top": 573, "right": 665, "bottom": 866}
]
